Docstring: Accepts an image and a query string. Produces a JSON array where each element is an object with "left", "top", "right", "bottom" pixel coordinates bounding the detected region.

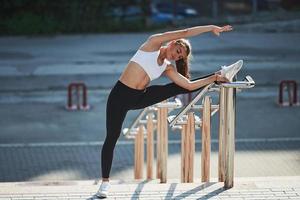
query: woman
[{"left": 97, "top": 24, "right": 236, "bottom": 198}]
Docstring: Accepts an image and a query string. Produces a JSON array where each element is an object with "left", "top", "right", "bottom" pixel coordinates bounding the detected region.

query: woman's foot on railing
[{"left": 220, "top": 60, "right": 243, "bottom": 81}]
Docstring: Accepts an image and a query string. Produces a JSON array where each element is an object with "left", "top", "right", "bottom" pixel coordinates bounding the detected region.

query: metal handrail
[
  {"left": 168, "top": 75, "right": 255, "bottom": 128},
  {"left": 122, "top": 107, "right": 153, "bottom": 138},
  {"left": 168, "top": 83, "right": 215, "bottom": 127},
  {"left": 123, "top": 75, "right": 255, "bottom": 136},
  {"left": 122, "top": 66, "right": 256, "bottom": 187},
  {"left": 222, "top": 75, "right": 255, "bottom": 88},
  {"left": 122, "top": 98, "right": 183, "bottom": 138}
]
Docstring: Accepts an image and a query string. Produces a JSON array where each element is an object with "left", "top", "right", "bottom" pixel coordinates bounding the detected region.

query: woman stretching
[{"left": 97, "top": 24, "right": 239, "bottom": 198}]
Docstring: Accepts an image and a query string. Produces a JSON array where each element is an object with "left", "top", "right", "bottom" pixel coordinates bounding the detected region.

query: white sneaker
[
  {"left": 96, "top": 181, "right": 110, "bottom": 198},
  {"left": 220, "top": 60, "right": 243, "bottom": 81}
]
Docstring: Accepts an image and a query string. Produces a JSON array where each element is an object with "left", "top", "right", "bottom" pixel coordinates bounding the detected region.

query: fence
[{"left": 123, "top": 75, "right": 255, "bottom": 189}]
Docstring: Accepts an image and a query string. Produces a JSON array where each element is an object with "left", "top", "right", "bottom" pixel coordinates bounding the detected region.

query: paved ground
[
  {"left": 0, "top": 139, "right": 299, "bottom": 183},
  {"left": 0, "top": 176, "right": 299, "bottom": 200}
]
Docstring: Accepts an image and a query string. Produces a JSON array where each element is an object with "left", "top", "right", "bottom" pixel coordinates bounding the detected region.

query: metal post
[
  {"left": 294, "top": 81, "right": 298, "bottom": 105},
  {"left": 293, "top": 81, "right": 298, "bottom": 104},
  {"left": 181, "top": 112, "right": 195, "bottom": 183},
  {"left": 82, "top": 84, "right": 87, "bottom": 108},
  {"left": 156, "top": 102, "right": 168, "bottom": 183},
  {"left": 146, "top": 113, "right": 154, "bottom": 180},
  {"left": 66, "top": 82, "right": 90, "bottom": 110},
  {"left": 181, "top": 122, "right": 186, "bottom": 182},
  {"left": 76, "top": 85, "right": 80, "bottom": 110},
  {"left": 161, "top": 107, "right": 168, "bottom": 183},
  {"left": 279, "top": 81, "right": 284, "bottom": 105},
  {"left": 201, "top": 96, "right": 211, "bottom": 182},
  {"left": 156, "top": 108, "right": 161, "bottom": 179},
  {"left": 218, "top": 87, "right": 226, "bottom": 182},
  {"left": 67, "top": 84, "right": 73, "bottom": 108},
  {"left": 288, "top": 83, "right": 293, "bottom": 106},
  {"left": 224, "top": 87, "right": 236, "bottom": 189},
  {"left": 134, "top": 125, "right": 144, "bottom": 179},
  {"left": 279, "top": 80, "right": 298, "bottom": 106}
]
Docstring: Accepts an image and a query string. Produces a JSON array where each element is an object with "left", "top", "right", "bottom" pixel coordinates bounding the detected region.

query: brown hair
[{"left": 174, "top": 39, "right": 192, "bottom": 79}]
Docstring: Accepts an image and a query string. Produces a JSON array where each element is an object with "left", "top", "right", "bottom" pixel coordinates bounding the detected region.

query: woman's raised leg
[{"left": 132, "top": 73, "right": 215, "bottom": 110}]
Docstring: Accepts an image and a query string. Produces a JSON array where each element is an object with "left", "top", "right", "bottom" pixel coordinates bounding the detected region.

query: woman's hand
[
  {"left": 214, "top": 70, "right": 221, "bottom": 75},
  {"left": 211, "top": 25, "right": 233, "bottom": 36},
  {"left": 215, "top": 74, "right": 230, "bottom": 83}
]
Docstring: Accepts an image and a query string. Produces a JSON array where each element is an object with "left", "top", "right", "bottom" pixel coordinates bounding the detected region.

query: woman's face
[{"left": 166, "top": 41, "right": 188, "bottom": 61}]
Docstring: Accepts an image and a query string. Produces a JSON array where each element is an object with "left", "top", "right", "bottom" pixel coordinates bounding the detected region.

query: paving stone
[
  {"left": 1, "top": 177, "right": 300, "bottom": 200},
  {"left": 288, "top": 197, "right": 300, "bottom": 199},
  {"left": 1, "top": 140, "right": 300, "bottom": 182}
]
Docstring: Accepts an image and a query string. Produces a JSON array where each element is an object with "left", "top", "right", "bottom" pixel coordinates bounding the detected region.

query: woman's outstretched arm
[
  {"left": 148, "top": 25, "right": 233, "bottom": 45},
  {"left": 163, "top": 65, "right": 229, "bottom": 91}
]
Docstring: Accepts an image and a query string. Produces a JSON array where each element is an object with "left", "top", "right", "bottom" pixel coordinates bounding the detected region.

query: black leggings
[{"left": 101, "top": 73, "right": 214, "bottom": 178}]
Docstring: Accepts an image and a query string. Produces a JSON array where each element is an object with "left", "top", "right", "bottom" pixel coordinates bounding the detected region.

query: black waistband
[{"left": 116, "top": 80, "right": 146, "bottom": 93}]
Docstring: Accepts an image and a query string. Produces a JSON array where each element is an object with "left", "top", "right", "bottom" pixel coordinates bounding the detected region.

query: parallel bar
[
  {"left": 155, "top": 98, "right": 182, "bottom": 108},
  {"left": 124, "top": 108, "right": 149, "bottom": 136},
  {"left": 224, "top": 87, "right": 236, "bottom": 189},
  {"left": 221, "top": 75, "right": 255, "bottom": 89},
  {"left": 134, "top": 125, "right": 144, "bottom": 179},
  {"left": 180, "top": 123, "right": 186, "bottom": 183},
  {"left": 201, "top": 96, "right": 211, "bottom": 182},
  {"left": 146, "top": 113, "right": 154, "bottom": 180},
  {"left": 156, "top": 101, "right": 168, "bottom": 183},
  {"left": 191, "top": 105, "right": 219, "bottom": 110},
  {"left": 169, "top": 84, "right": 213, "bottom": 127},
  {"left": 218, "top": 87, "right": 226, "bottom": 182},
  {"left": 188, "top": 112, "right": 195, "bottom": 183},
  {"left": 181, "top": 112, "right": 195, "bottom": 183},
  {"left": 156, "top": 108, "right": 161, "bottom": 180},
  {"left": 160, "top": 106, "right": 168, "bottom": 183}
]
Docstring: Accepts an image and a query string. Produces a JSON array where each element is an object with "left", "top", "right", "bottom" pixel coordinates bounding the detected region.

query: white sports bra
[{"left": 130, "top": 49, "right": 171, "bottom": 81}]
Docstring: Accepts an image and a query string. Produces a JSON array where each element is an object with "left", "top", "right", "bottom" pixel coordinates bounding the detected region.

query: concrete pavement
[
  {"left": 0, "top": 176, "right": 299, "bottom": 200},
  {"left": 0, "top": 139, "right": 299, "bottom": 182}
]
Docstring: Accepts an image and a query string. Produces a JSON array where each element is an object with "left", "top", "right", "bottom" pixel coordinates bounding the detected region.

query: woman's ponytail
[
  {"left": 175, "top": 39, "right": 192, "bottom": 79},
  {"left": 175, "top": 58, "right": 191, "bottom": 79}
]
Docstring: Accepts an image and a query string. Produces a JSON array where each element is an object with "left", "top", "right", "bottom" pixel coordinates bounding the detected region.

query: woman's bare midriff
[{"left": 119, "top": 62, "right": 150, "bottom": 90}]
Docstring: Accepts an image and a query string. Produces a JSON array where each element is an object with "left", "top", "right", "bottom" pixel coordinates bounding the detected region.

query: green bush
[
  {"left": 3, "top": 13, "right": 59, "bottom": 35},
  {"left": 0, "top": 0, "right": 162, "bottom": 35}
]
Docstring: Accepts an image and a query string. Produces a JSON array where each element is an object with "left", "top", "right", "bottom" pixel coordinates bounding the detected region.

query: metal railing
[
  {"left": 66, "top": 82, "right": 90, "bottom": 111},
  {"left": 122, "top": 98, "right": 182, "bottom": 181},
  {"left": 122, "top": 98, "right": 182, "bottom": 138},
  {"left": 122, "top": 74, "right": 255, "bottom": 188},
  {"left": 278, "top": 80, "right": 299, "bottom": 106}
]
